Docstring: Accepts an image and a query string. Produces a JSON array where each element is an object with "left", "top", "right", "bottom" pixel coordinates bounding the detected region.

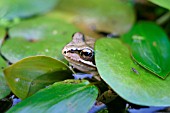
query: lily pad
[
  {"left": 3, "top": 56, "right": 73, "bottom": 99},
  {"left": 1, "top": 15, "right": 79, "bottom": 63},
  {"left": 0, "top": 57, "right": 10, "bottom": 99},
  {"left": 55, "top": 0, "right": 135, "bottom": 37},
  {"left": 0, "top": 0, "right": 59, "bottom": 20},
  {"left": 0, "top": 27, "right": 6, "bottom": 45},
  {"left": 121, "top": 22, "right": 170, "bottom": 79},
  {"left": 7, "top": 80, "right": 98, "bottom": 113},
  {"left": 149, "top": 0, "right": 170, "bottom": 10},
  {"left": 95, "top": 38, "right": 170, "bottom": 106}
]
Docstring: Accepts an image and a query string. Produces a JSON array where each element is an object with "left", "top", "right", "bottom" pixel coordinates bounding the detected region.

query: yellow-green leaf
[{"left": 4, "top": 56, "right": 73, "bottom": 99}]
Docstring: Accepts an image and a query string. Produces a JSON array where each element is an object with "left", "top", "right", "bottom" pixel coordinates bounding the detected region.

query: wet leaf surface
[
  {"left": 0, "top": 27, "right": 6, "bottom": 45},
  {"left": 149, "top": 0, "right": 170, "bottom": 10},
  {"left": 4, "top": 56, "right": 73, "bottom": 99},
  {"left": 95, "top": 38, "right": 170, "bottom": 106},
  {"left": 0, "top": 57, "right": 10, "bottom": 99},
  {"left": 0, "top": 0, "right": 59, "bottom": 20},
  {"left": 7, "top": 80, "right": 98, "bottom": 113},
  {"left": 1, "top": 15, "right": 79, "bottom": 63},
  {"left": 121, "top": 22, "right": 170, "bottom": 79}
]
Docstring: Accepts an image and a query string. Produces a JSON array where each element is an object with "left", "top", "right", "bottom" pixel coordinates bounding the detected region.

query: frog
[
  {"left": 62, "top": 33, "right": 117, "bottom": 104},
  {"left": 62, "top": 32, "right": 100, "bottom": 80}
]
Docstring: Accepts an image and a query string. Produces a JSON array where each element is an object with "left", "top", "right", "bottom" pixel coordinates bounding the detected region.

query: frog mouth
[{"left": 64, "top": 56, "right": 96, "bottom": 71}]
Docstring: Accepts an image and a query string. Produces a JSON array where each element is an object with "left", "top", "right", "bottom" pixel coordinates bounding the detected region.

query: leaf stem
[{"left": 156, "top": 11, "right": 170, "bottom": 25}]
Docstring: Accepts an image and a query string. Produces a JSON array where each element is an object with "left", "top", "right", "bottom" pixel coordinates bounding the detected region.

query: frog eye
[{"left": 80, "top": 48, "right": 94, "bottom": 61}]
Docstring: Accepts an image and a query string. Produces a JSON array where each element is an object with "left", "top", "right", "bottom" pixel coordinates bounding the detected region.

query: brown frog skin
[
  {"left": 62, "top": 33, "right": 117, "bottom": 103},
  {"left": 62, "top": 32, "right": 99, "bottom": 78}
]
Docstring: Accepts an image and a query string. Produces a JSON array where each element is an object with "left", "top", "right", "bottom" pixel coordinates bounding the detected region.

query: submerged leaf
[
  {"left": 0, "top": 0, "right": 59, "bottom": 20},
  {"left": 1, "top": 15, "right": 79, "bottom": 63}
]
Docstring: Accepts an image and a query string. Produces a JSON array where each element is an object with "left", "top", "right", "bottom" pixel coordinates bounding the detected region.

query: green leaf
[
  {"left": 1, "top": 15, "right": 79, "bottom": 63},
  {"left": 3, "top": 56, "right": 73, "bottom": 99},
  {"left": 0, "top": 57, "right": 10, "bottom": 99},
  {"left": 55, "top": 0, "right": 135, "bottom": 37},
  {"left": 149, "top": 0, "right": 170, "bottom": 10},
  {"left": 0, "top": 27, "right": 6, "bottom": 45},
  {"left": 95, "top": 38, "right": 170, "bottom": 106},
  {"left": 7, "top": 80, "right": 98, "bottom": 113},
  {"left": 0, "top": 73, "right": 10, "bottom": 99},
  {"left": 0, "top": 0, "right": 59, "bottom": 20},
  {"left": 121, "top": 21, "right": 170, "bottom": 79}
]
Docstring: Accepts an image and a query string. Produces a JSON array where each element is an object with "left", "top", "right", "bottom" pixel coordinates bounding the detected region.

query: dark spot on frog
[
  {"left": 64, "top": 51, "right": 66, "bottom": 54},
  {"left": 92, "top": 60, "right": 96, "bottom": 65},
  {"left": 67, "top": 49, "right": 79, "bottom": 54},
  {"left": 70, "top": 49, "right": 75, "bottom": 53}
]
